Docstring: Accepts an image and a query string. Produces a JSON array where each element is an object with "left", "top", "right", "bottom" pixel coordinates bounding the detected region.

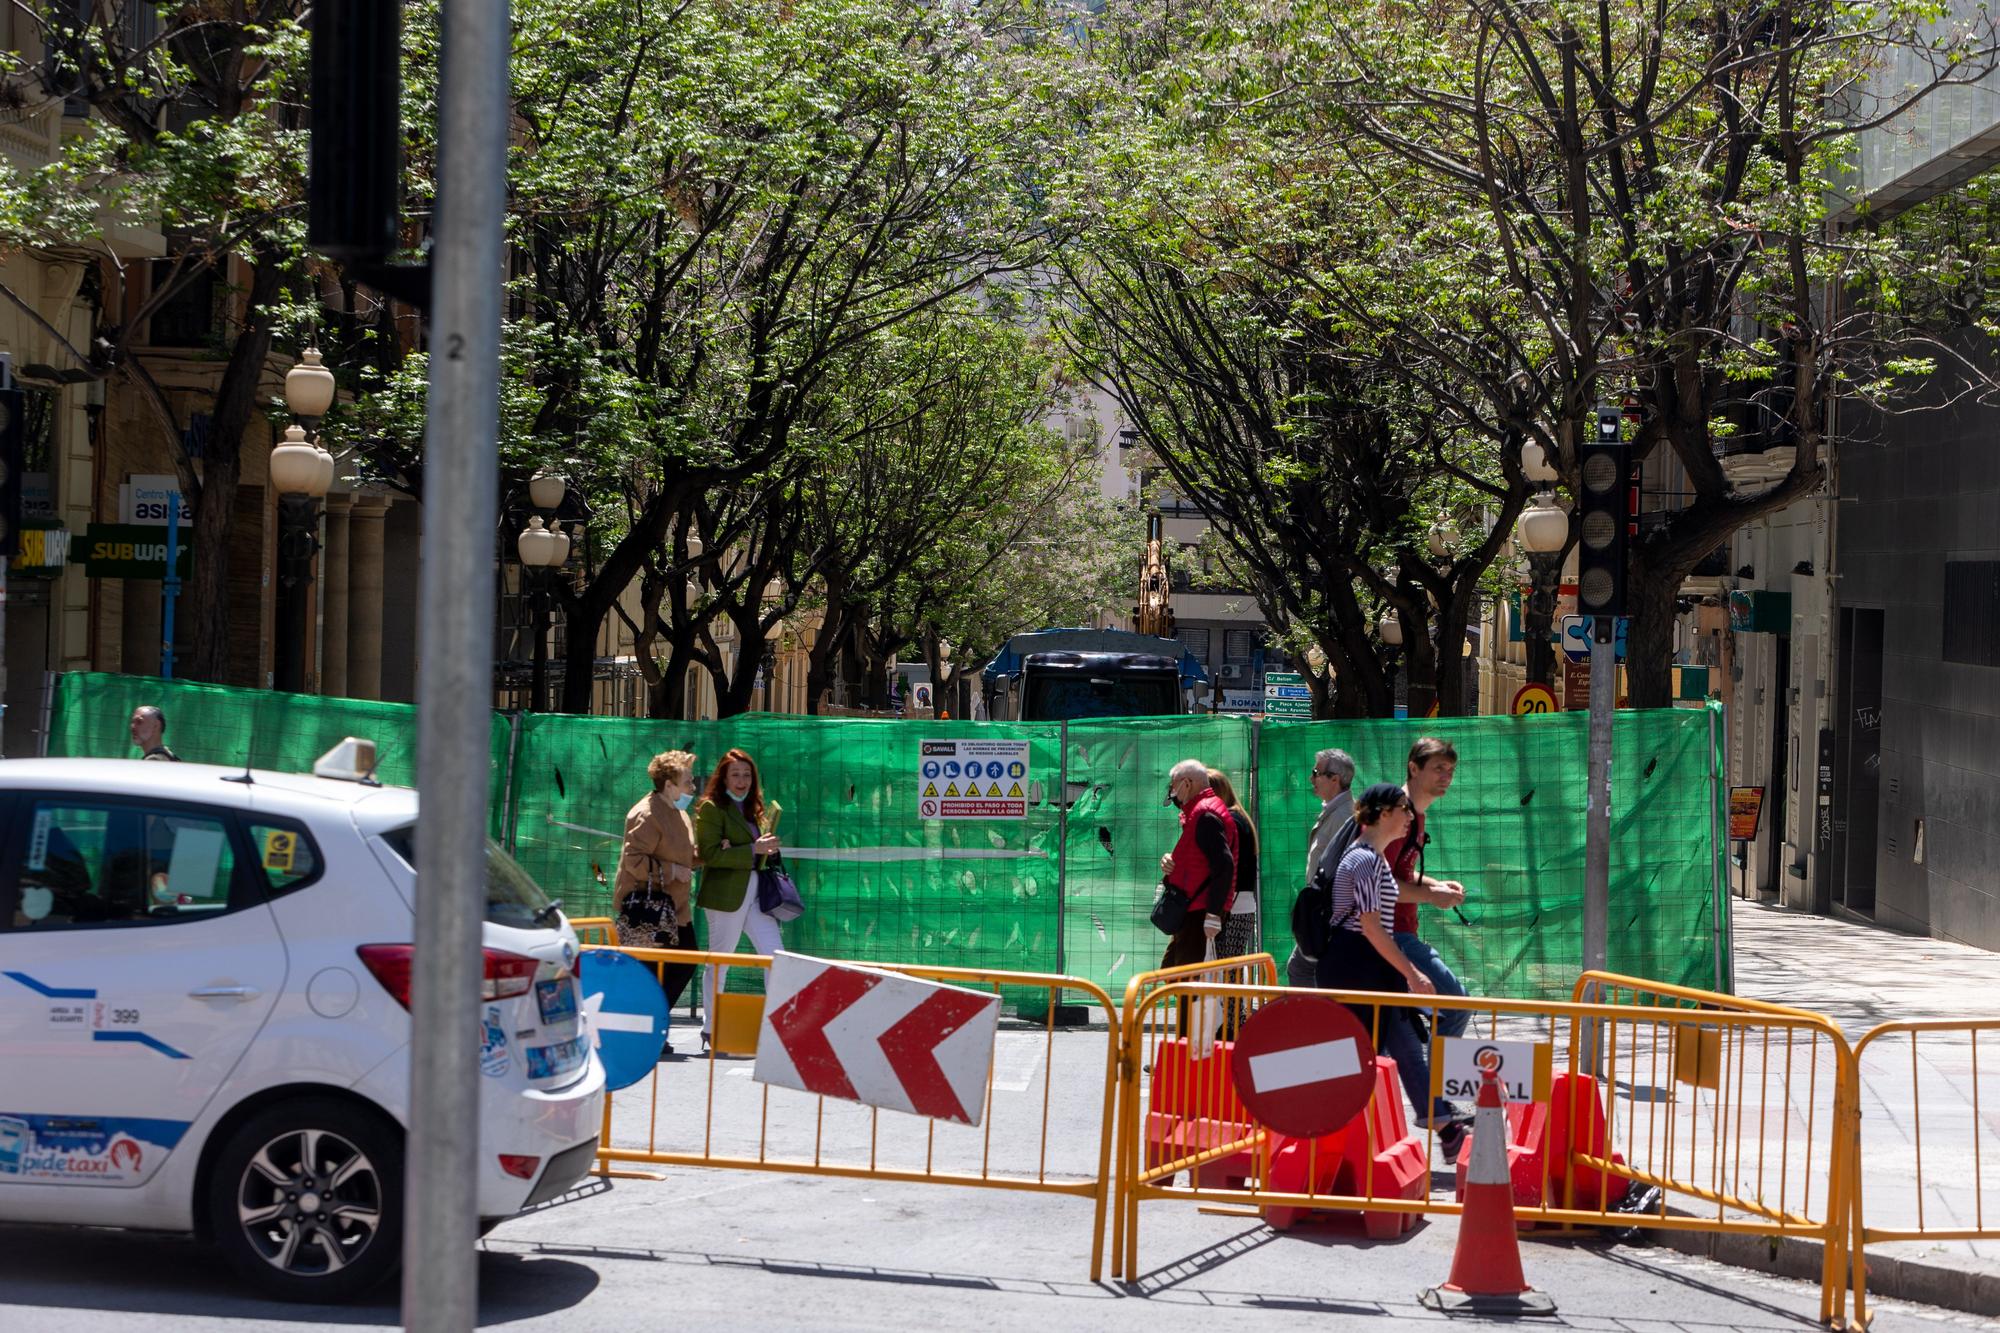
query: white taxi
[{"left": 0, "top": 746, "right": 605, "bottom": 1301}]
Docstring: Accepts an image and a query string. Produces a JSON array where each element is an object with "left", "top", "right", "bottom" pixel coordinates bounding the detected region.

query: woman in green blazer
[{"left": 693, "top": 747, "right": 783, "bottom": 1049}]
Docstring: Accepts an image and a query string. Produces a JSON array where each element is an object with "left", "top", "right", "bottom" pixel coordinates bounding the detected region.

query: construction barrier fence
[
  {"left": 1114, "top": 961, "right": 1859, "bottom": 1326},
  {"left": 580, "top": 943, "right": 1121, "bottom": 1281},
  {"left": 45, "top": 672, "right": 1728, "bottom": 1003},
  {"left": 1849, "top": 1018, "right": 2000, "bottom": 1328}
]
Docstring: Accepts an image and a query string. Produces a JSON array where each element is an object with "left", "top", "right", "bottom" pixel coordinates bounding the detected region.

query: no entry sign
[{"left": 1229, "top": 995, "right": 1378, "bottom": 1139}]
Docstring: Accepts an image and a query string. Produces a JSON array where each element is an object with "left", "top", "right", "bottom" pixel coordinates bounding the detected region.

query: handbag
[
  {"left": 756, "top": 854, "right": 805, "bottom": 923},
  {"left": 1151, "top": 882, "right": 1190, "bottom": 935}
]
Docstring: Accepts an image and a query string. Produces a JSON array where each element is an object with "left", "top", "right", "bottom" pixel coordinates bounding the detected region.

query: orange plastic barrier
[
  {"left": 1144, "top": 1037, "right": 1258, "bottom": 1189},
  {"left": 1451, "top": 1072, "right": 1630, "bottom": 1216},
  {"left": 1264, "top": 1055, "right": 1428, "bottom": 1237}
]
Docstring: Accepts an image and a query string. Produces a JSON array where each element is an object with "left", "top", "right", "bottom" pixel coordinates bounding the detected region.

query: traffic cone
[{"left": 1420, "top": 1068, "right": 1557, "bottom": 1317}]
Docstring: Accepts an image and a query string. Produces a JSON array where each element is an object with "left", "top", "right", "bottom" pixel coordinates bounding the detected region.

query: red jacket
[{"left": 1166, "top": 789, "right": 1240, "bottom": 915}]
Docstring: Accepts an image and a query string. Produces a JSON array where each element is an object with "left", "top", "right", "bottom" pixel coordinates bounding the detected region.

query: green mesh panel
[
  {"left": 506, "top": 712, "right": 1065, "bottom": 1000},
  {"left": 1256, "top": 705, "right": 1728, "bottom": 996},
  {"left": 1058, "top": 714, "right": 1256, "bottom": 995},
  {"left": 45, "top": 672, "right": 1727, "bottom": 1000},
  {"left": 45, "top": 672, "right": 513, "bottom": 836}
]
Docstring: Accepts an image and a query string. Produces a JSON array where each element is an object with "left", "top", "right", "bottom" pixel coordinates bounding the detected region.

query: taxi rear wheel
[{"left": 207, "top": 1097, "right": 405, "bottom": 1302}]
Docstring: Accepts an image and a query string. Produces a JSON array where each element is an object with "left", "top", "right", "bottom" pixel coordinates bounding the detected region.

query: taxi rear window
[{"left": 379, "top": 827, "right": 558, "bottom": 929}]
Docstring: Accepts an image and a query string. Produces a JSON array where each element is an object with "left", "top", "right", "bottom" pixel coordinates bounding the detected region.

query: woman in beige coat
[{"left": 615, "top": 750, "right": 702, "bottom": 1023}]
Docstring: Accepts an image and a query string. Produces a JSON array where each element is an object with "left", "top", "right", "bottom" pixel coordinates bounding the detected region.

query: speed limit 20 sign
[{"left": 1511, "top": 683, "right": 1558, "bottom": 716}]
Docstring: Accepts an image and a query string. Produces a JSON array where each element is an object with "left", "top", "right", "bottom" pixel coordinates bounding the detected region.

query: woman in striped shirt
[{"left": 1317, "top": 782, "right": 1437, "bottom": 1025}]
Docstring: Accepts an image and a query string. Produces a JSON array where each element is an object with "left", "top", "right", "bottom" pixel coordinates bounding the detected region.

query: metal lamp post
[
  {"left": 1516, "top": 486, "right": 1570, "bottom": 688},
  {"left": 270, "top": 424, "right": 334, "bottom": 693},
  {"left": 272, "top": 348, "right": 337, "bottom": 693},
  {"left": 516, "top": 515, "right": 566, "bottom": 713}
]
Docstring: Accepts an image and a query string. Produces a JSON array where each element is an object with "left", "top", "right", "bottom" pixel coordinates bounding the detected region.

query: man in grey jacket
[{"left": 1286, "top": 747, "right": 1355, "bottom": 986}]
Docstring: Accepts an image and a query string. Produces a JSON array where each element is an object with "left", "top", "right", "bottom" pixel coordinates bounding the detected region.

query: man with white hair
[
  {"left": 129, "top": 706, "right": 179, "bottom": 762},
  {"left": 1286, "top": 747, "right": 1356, "bottom": 986},
  {"left": 1156, "top": 758, "right": 1239, "bottom": 977}
]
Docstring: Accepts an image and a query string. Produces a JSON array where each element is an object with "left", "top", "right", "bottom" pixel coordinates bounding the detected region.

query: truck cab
[{"left": 981, "top": 629, "right": 1205, "bottom": 721}]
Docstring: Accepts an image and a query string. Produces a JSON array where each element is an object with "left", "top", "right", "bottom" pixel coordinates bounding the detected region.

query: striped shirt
[{"left": 1331, "top": 843, "right": 1399, "bottom": 934}]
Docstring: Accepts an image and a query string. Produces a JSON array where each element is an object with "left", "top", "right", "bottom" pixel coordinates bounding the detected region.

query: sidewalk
[{"left": 1658, "top": 900, "right": 2000, "bottom": 1315}]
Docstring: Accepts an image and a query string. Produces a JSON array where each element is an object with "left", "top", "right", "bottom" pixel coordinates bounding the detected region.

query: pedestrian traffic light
[
  {"left": 1574, "top": 403, "right": 1631, "bottom": 632},
  {"left": 0, "top": 386, "right": 24, "bottom": 559}
]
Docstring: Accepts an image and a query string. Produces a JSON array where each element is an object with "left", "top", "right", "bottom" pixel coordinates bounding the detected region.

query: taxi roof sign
[{"left": 312, "top": 737, "right": 380, "bottom": 784}]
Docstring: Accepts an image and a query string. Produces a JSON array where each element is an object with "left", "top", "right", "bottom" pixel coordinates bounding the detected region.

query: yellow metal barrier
[
  {"left": 1111, "top": 952, "right": 1279, "bottom": 1274},
  {"left": 568, "top": 916, "right": 616, "bottom": 946},
  {"left": 580, "top": 944, "right": 1122, "bottom": 1280},
  {"left": 1114, "top": 977, "right": 1859, "bottom": 1326},
  {"left": 1849, "top": 1018, "right": 2000, "bottom": 1328}
]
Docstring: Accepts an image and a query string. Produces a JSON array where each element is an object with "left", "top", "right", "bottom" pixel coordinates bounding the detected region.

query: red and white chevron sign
[{"left": 753, "top": 952, "right": 1001, "bottom": 1126}]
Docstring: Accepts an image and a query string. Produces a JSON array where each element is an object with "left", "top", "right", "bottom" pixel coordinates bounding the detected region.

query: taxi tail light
[
  {"left": 356, "top": 945, "right": 538, "bottom": 1009},
  {"left": 497, "top": 1154, "right": 540, "bottom": 1180},
  {"left": 482, "top": 950, "right": 538, "bottom": 1001}
]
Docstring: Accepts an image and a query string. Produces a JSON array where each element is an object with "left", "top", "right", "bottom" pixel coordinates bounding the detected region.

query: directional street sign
[
  {"left": 579, "top": 948, "right": 669, "bottom": 1091},
  {"left": 1229, "top": 994, "right": 1378, "bottom": 1138},
  {"left": 1559, "top": 614, "right": 1628, "bottom": 663},
  {"left": 1262, "top": 670, "right": 1312, "bottom": 721},
  {"left": 755, "top": 952, "right": 1000, "bottom": 1125}
]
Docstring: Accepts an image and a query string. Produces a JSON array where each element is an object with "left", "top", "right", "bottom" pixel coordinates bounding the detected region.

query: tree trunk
[
  {"left": 1524, "top": 553, "right": 1564, "bottom": 688},
  {"left": 183, "top": 258, "right": 284, "bottom": 683},
  {"left": 1624, "top": 559, "right": 1683, "bottom": 708}
]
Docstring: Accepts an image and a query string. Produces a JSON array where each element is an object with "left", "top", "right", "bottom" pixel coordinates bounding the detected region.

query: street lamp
[
  {"left": 517, "top": 516, "right": 566, "bottom": 712},
  {"left": 270, "top": 424, "right": 334, "bottom": 692},
  {"left": 528, "top": 469, "right": 567, "bottom": 511},
  {"left": 273, "top": 345, "right": 337, "bottom": 693}
]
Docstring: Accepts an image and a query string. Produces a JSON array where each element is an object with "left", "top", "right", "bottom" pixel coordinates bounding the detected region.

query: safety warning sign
[{"left": 918, "top": 739, "right": 1030, "bottom": 820}]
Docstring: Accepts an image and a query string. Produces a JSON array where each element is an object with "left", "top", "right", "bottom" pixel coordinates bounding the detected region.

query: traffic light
[
  {"left": 1575, "top": 403, "right": 1632, "bottom": 632},
  {"left": 0, "top": 386, "right": 24, "bottom": 559}
]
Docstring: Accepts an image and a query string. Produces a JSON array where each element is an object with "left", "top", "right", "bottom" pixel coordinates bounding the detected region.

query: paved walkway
[{"left": 1730, "top": 900, "right": 2000, "bottom": 1281}]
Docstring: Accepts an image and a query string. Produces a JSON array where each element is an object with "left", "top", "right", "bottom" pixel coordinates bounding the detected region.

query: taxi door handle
[{"left": 189, "top": 985, "right": 262, "bottom": 1001}]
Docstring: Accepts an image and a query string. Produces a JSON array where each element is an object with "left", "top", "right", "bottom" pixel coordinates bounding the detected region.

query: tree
[
  {"left": 479, "top": 0, "right": 1063, "bottom": 712},
  {"left": 1328, "top": 0, "right": 2000, "bottom": 703},
  {"left": 1052, "top": 1, "right": 1526, "bottom": 716}
]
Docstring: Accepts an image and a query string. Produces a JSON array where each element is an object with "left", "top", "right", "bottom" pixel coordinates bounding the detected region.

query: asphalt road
[
  {"left": 0, "top": 1161, "right": 1982, "bottom": 1332},
  {"left": 0, "top": 1023, "right": 1981, "bottom": 1330}
]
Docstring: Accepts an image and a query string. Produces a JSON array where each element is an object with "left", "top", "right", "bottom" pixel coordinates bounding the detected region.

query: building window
[
  {"left": 148, "top": 259, "right": 217, "bottom": 348},
  {"left": 1175, "top": 627, "right": 1211, "bottom": 662},
  {"left": 1224, "top": 629, "right": 1256, "bottom": 664},
  {"left": 1943, "top": 561, "right": 2000, "bottom": 668}
]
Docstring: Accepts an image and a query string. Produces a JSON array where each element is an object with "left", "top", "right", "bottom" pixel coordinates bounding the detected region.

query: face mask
[{"left": 672, "top": 792, "right": 693, "bottom": 811}]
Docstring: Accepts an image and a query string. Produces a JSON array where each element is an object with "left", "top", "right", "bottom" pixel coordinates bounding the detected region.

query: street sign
[
  {"left": 1560, "top": 614, "right": 1628, "bottom": 663},
  {"left": 1263, "top": 671, "right": 1311, "bottom": 720},
  {"left": 1431, "top": 1037, "right": 1552, "bottom": 1105},
  {"left": 918, "top": 738, "right": 1029, "bottom": 819},
  {"left": 1728, "top": 786, "right": 1766, "bottom": 841},
  {"left": 1562, "top": 658, "right": 1590, "bottom": 710},
  {"left": 1228, "top": 995, "right": 1378, "bottom": 1139},
  {"left": 1511, "top": 684, "right": 1557, "bottom": 716},
  {"left": 755, "top": 952, "right": 1000, "bottom": 1125},
  {"left": 579, "top": 948, "right": 669, "bottom": 1092}
]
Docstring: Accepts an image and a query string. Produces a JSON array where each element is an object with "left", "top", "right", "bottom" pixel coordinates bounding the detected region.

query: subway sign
[{"left": 79, "top": 523, "right": 193, "bottom": 579}]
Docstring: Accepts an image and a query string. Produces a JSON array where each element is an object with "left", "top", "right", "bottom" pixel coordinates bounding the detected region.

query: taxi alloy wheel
[
  {"left": 209, "top": 1097, "right": 404, "bottom": 1302},
  {"left": 237, "top": 1127, "right": 382, "bottom": 1278}
]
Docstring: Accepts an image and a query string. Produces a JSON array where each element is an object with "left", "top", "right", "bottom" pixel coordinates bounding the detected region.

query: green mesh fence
[
  {"left": 45, "top": 672, "right": 514, "bottom": 836},
  {"left": 506, "top": 712, "right": 1066, "bottom": 1008},
  {"left": 1257, "top": 706, "right": 1729, "bottom": 996},
  {"left": 1059, "top": 714, "right": 1256, "bottom": 994},
  {"left": 41, "top": 672, "right": 1727, "bottom": 1001}
]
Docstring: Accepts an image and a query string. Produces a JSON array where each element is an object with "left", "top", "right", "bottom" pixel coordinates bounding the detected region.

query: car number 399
[{"left": 95, "top": 1004, "right": 141, "bottom": 1028}]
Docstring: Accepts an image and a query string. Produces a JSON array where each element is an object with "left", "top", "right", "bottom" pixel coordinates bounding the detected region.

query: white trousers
[{"left": 701, "top": 882, "right": 784, "bottom": 1036}]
